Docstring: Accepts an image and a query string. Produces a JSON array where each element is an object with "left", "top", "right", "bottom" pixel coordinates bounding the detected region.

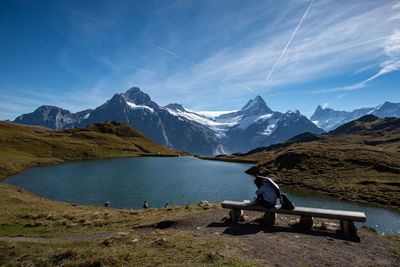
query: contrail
[
  {"left": 266, "top": 0, "right": 314, "bottom": 81},
  {"left": 236, "top": 84, "right": 257, "bottom": 95},
  {"left": 150, "top": 44, "right": 195, "bottom": 65}
]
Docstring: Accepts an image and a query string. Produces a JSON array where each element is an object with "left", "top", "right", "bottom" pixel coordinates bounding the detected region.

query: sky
[{"left": 0, "top": 0, "right": 399, "bottom": 120}]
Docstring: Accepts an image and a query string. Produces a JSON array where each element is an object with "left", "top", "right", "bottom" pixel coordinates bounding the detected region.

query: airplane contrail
[
  {"left": 150, "top": 44, "right": 195, "bottom": 65},
  {"left": 266, "top": 0, "right": 314, "bottom": 81},
  {"left": 236, "top": 84, "right": 257, "bottom": 95}
]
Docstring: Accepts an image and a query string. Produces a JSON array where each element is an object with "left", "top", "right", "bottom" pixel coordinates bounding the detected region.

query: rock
[
  {"left": 205, "top": 252, "right": 225, "bottom": 262},
  {"left": 299, "top": 216, "right": 314, "bottom": 230},
  {"left": 262, "top": 212, "right": 277, "bottom": 227},
  {"left": 115, "top": 232, "right": 129, "bottom": 237},
  {"left": 197, "top": 200, "right": 210, "bottom": 207},
  {"left": 153, "top": 238, "right": 168, "bottom": 246},
  {"left": 101, "top": 238, "right": 112, "bottom": 247}
]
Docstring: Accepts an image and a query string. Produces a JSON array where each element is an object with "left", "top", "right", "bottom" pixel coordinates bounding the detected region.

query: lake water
[{"left": 4, "top": 156, "right": 400, "bottom": 235}]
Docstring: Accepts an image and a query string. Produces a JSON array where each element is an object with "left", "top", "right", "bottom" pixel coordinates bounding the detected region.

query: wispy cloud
[
  {"left": 55, "top": 0, "right": 399, "bottom": 111},
  {"left": 321, "top": 102, "right": 329, "bottom": 109},
  {"left": 336, "top": 94, "right": 345, "bottom": 100},
  {"left": 2, "top": 0, "right": 399, "bottom": 118},
  {"left": 119, "top": 64, "right": 157, "bottom": 75},
  {"left": 136, "top": 1, "right": 399, "bottom": 105},
  {"left": 309, "top": 27, "right": 400, "bottom": 94}
]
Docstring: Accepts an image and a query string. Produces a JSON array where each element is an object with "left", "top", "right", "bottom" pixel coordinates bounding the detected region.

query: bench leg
[
  {"left": 263, "top": 212, "right": 276, "bottom": 227},
  {"left": 299, "top": 216, "right": 313, "bottom": 231},
  {"left": 340, "top": 220, "right": 357, "bottom": 236},
  {"left": 229, "top": 209, "right": 243, "bottom": 222}
]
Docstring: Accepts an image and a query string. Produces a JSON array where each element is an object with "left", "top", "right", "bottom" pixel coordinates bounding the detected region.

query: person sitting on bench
[
  {"left": 254, "top": 176, "right": 280, "bottom": 209},
  {"left": 254, "top": 176, "right": 295, "bottom": 210}
]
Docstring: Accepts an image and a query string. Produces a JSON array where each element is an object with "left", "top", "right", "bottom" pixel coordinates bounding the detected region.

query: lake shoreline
[
  {"left": 0, "top": 182, "right": 399, "bottom": 266},
  {"left": 0, "top": 153, "right": 182, "bottom": 182},
  {"left": 196, "top": 155, "right": 400, "bottom": 213},
  {"left": 4, "top": 156, "right": 400, "bottom": 237},
  {"left": 4, "top": 152, "right": 399, "bottom": 215}
]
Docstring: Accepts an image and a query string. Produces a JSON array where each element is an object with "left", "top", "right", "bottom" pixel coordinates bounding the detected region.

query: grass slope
[
  {"left": 0, "top": 118, "right": 399, "bottom": 266},
  {"left": 238, "top": 115, "right": 400, "bottom": 211},
  {"left": 0, "top": 121, "right": 178, "bottom": 180},
  {"left": 0, "top": 184, "right": 256, "bottom": 266}
]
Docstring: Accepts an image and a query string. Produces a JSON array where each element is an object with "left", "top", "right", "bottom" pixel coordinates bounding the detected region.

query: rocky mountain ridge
[
  {"left": 14, "top": 87, "right": 324, "bottom": 155},
  {"left": 310, "top": 101, "right": 400, "bottom": 131}
]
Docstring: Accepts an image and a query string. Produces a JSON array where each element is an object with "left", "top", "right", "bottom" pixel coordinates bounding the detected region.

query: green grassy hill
[
  {"left": 217, "top": 115, "right": 400, "bottom": 211},
  {"left": 0, "top": 121, "right": 178, "bottom": 180}
]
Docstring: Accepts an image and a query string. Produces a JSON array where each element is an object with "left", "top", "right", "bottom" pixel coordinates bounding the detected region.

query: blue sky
[{"left": 1, "top": 0, "right": 399, "bottom": 120}]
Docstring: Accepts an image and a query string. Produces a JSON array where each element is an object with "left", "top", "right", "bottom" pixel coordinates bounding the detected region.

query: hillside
[
  {"left": 224, "top": 115, "right": 400, "bottom": 211},
  {"left": 0, "top": 121, "right": 178, "bottom": 180},
  {"left": 0, "top": 184, "right": 399, "bottom": 266}
]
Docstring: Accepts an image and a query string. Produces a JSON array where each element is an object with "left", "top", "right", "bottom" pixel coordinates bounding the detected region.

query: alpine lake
[{"left": 4, "top": 156, "right": 400, "bottom": 236}]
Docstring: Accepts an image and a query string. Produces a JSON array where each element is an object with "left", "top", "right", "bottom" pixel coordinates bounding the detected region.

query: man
[{"left": 254, "top": 176, "right": 280, "bottom": 209}]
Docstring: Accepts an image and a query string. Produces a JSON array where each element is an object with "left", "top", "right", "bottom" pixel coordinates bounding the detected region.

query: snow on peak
[
  {"left": 195, "top": 110, "right": 238, "bottom": 119},
  {"left": 165, "top": 108, "right": 237, "bottom": 135},
  {"left": 256, "top": 113, "right": 273, "bottom": 121},
  {"left": 122, "top": 87, "right": 154, "bottom": 106},
  {"left": 126, "top": 101, "right": 154, "bottom": 112}
]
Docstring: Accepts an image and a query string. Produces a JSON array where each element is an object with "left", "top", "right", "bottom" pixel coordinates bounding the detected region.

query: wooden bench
[{"left": 221, "top": 200, "right": 367, "bottom": 236}]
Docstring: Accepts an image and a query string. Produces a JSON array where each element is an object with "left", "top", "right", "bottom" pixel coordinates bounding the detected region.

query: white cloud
[
  {"left": 336, "top": 94, "right": 345, "bottom": 100},
  {"left": 321, "top": 103, "right": 329, "bottom": 109},
  {"left": 132, "top": 0, "right": 400, "bottom": 106},
  {"left": 6, "top": 0, "right": 397, "bottom": 118},
  {"left": 309, "top": 27, "right": 400, "bottom": 94}
]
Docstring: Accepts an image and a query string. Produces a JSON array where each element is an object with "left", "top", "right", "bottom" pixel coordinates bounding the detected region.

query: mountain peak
[
  {"left": 36, "top": 105, "right": 65, "bottom": 111},
  {"left": 285, "top": 109, "right": 301, "bottom": 115},
  {"left": 125, "top": 87, "right": 142, "bottom": 94},
  {"left": 165, "top": 103, "right": 185, "bottom": 111},
  {"left": 241, "top": 95, "right": 272, "bottom": 114},
  {"left": 118, "top": 87, "right": 160, "bottom": 109},
  {"left": 310, "top": 104, "right": 335, "bottom": 121},
  {"left": 122, "top": 87, "right": 151, "bottom": 104}
]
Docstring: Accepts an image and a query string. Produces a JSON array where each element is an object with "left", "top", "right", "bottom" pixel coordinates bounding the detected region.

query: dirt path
[
  {"left": 1, "top": 209, "right": 399, "bottom": 266},
  {"left": 165, "top": 209, "right": 399, "bottom": 267}
]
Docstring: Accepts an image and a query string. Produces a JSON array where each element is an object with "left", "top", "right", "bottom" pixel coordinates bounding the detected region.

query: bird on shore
[{"left": 143, "top": 201, "right": 149, "bottom": 209}]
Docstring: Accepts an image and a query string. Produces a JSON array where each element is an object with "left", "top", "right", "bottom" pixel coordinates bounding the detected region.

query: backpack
[{"left": 280, "top": 193, "right": 295, "bottom": 210}]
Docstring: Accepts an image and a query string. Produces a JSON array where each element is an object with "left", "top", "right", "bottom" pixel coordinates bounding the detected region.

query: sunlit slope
[
  {"left": 240, "top": 115, "right": 400, "bottom": 210},
  {"left": 0, "top": 121, "right": 178, "bottom": 179}
]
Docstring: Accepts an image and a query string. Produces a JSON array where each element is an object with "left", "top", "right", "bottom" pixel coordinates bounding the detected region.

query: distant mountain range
[
  {"left": 310, "top": 101, "right": 400, "bottom": 131},
  {"left": 13, "top": 87, "right": 323, "bottom": 155}
]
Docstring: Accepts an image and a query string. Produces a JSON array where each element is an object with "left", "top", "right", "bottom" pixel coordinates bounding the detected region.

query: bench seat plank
[{"left": 221, "top": 201, "right": 366, "bottom": 222}]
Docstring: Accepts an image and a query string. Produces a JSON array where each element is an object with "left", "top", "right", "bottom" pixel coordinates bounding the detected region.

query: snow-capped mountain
[
  {"left": 14, "top": 87, "right": 324, "bottom": 155},
  {"left": 162, "top": 95, "right": 323, "bottom": 153},
  {"left": 310, "top": 101, "right": 400, "bottom": 131}
]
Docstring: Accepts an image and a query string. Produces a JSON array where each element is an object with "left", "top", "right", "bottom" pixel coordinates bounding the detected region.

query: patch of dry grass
[
  {"left": 0, "top": 184, "right": 259, "bottom": 266},
  {"left": 0, "top": 121, "right": 179, "bottom": 180}
]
